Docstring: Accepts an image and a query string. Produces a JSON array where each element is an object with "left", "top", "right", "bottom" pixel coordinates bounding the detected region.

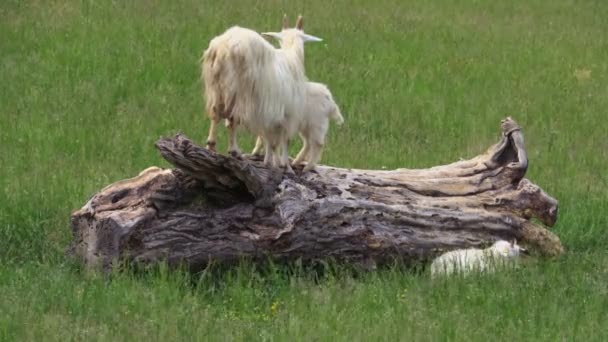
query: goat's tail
[{"left": 330, "top": 106, "right": 344, "bottom": 126}]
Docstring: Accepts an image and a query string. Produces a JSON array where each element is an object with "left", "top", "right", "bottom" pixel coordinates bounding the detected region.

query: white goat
[
  {"left": 200, "top": 15, "right": 322, "bottom": 171},
  {"left": 430, "top": 240, "right": 527, "bottom": 278},
  {"left": 251, "top": 81, "right": 344, "bottom": 171}
]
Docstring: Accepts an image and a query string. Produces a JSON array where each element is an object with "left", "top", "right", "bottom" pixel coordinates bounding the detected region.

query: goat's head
[
  {"left": 262, "top": 14, "right": 323, "bottom": 49},
  {"left": 492, "top": 239, "right": 528, "bottom": 257}
]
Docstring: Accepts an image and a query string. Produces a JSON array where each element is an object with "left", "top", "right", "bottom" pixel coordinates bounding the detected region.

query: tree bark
[{"left": 68, "top": 117, "right": 563, "bottom": 272}]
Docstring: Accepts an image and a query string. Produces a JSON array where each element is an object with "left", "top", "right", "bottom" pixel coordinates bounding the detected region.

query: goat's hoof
[
  {"left": 283, "top": 165, "right": 295, "bottom": 175},
  {"left": 249, "top": 153, "right": 264, "bottom": 161},
  {"left": 228, "top": 150, "right": 242, "bottom": 159},
  {"left": 205, "top": 140, "right": 217, "bottom": 151},
  {"left": 302, "top": 166, "right": 317, "bottom": 174}
]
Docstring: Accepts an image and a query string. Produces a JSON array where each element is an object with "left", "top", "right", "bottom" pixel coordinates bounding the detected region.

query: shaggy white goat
[
  {"left": 200, "top": 15, "right": 322, "bottom": 170},
  {"left": 430, "top": 240, "right": 527, "bottom": 278},
  {"left": 251, "top": 81, "right": 344, "bottom": 171}
]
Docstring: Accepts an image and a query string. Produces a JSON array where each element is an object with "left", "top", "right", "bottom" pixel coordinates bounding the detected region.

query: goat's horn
[
  {"left": 296, "top": 15, "right": 303, "bottom": 30},
  {"left": 282, "top": 14, "right": 289, "bottom": 29}
]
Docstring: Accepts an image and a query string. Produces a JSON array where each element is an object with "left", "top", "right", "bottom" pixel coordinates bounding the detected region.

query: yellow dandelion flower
[{"left": 270, "top": 301, "right": 280, "bottom": 316}]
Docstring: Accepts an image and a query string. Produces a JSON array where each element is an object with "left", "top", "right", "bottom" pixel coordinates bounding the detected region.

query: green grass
[{"left": 1, "top": 0, "right": 607, "bottom": 340}]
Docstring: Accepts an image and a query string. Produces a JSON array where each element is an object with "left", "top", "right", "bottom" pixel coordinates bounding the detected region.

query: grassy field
[{"left": 1, "top": 0, "right": 607, "bottom": 340}]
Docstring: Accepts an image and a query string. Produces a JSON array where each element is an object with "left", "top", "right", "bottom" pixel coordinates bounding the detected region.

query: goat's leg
[
  {"left": 279, "top": 138, "right": 294, "bottom": 174},
  {"left": 271, "top": 144, "right": 282, "bottom": 168},
  {"left": 268, "top": 142, "right": 288, "bottom": 171},
  {"left": 263, "top": 138, "right": 273, "bottom": 166},
  {"left": 251, "top": 136, "right": 265, "bottom": 157},
  {"left": 205, "top": 116, "right": 219, "bottom": 152},
  {"left": 292, "top": 134, "right": 309, "bottom": 167},
  {"left": 303, "top": 141, "right": 324, "bottom": 172},
  {"left": 226, "top": 118, "right": 241, "bottom": 157}
]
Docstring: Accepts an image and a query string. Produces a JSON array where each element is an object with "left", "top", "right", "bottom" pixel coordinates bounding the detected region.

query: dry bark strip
[{"left": 68, "top": 117, "right": 563, "bottom": 272}]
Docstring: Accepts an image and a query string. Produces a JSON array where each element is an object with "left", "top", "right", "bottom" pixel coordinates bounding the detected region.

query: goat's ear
[
  {"left": 296, "top": 15, "right": 303, "bottom": 30},
  {"left": 282, "top": 14, "right": 289, "bottom": 29},
  {"left": 262, "top": 32, "right": 282, "bottom": 41},
  {"left": 301, "top": 33, "right": 323, "bottom": 43}
]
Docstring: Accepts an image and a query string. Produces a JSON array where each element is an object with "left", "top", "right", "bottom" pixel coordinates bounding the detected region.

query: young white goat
[
  {"left": 200, "top": 15, "right": 322, "bottom": 170},
  {"left": 251, "top": 81, "right": 344, "bottom": 171},
  {"left": 430, "top": 240, "right": 527, "bottom": 278}
]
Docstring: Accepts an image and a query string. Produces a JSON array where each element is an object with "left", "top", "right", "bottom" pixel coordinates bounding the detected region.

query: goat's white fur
[
  {"left": 252, "top": 81, "right": 344, "bottom": 171},
  {"left": 200, "top": 15, "right": 322, "bottom": 170},
  {"left": 430, "top": 240, "right": 526, "bottom": 277}
]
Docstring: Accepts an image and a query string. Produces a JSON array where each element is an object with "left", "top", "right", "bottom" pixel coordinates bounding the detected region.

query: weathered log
[{"left": 68, "top": 117, "right": 563, "bottom": 272}]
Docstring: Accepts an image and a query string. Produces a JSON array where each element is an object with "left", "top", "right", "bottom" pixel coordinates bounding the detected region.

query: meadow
[{"left": 1, "top": 0, "right": 607, "bottom": 340}]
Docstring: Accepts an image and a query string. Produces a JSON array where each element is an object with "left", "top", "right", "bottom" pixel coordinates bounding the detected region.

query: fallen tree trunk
[{"left": 68, "top": 117, "right": 563, "bottom": 272}]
